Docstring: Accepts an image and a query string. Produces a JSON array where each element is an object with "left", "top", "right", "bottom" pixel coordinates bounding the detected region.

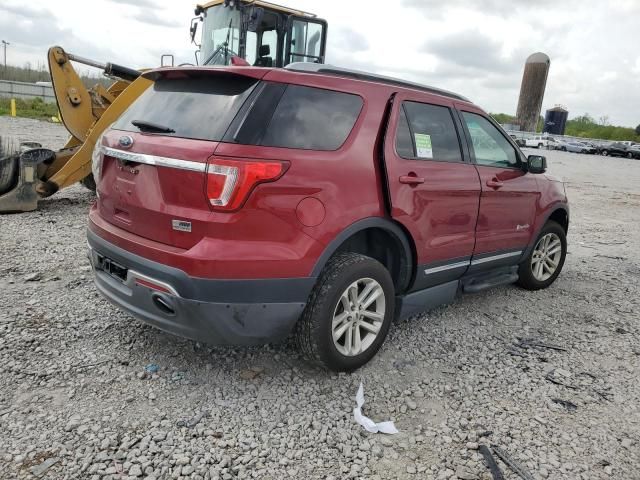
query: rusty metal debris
[
  {"left": 551, "top": 398, "right": 578, "bottom": 411},
  {"left": 514, "top": 337, "right": 567, "bottom": 352},
  {"left": 545, "top": 369, "right": 578, "bottom": 389},
  {"left": 479, "top": 445, "right": 505, "bottom": 480},
  {"left": 491, "top": 445, "right": 535, "bottom": 480}
]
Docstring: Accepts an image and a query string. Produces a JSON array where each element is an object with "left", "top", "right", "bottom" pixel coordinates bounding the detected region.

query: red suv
[{"left": 87, "top": 64, "right": 569, "bottom": 371}]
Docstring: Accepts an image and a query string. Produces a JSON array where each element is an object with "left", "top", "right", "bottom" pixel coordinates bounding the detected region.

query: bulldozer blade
[{"left": 0, "top": 147, "right": 56, "bottom": 213}]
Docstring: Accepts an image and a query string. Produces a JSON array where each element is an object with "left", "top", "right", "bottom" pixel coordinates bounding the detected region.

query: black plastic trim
[
  {"left": 397, "top": 280, "right": 458, "bottom": 319},
  {"left": 310, "top": 217, "right": 414, "bottom": 292},
  {"left": 521, "top": 204, "right": 570, "bottom": 260},
  {"left": 87, "top": 229, "right": 316, "bottom": 304}
]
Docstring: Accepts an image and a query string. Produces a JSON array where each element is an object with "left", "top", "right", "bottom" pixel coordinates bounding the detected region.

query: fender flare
[
  {"left": 310, "top": 217, "right": 414, "bottom": 292},
  {"left": 521, "top": 203, "right": 570, "bottom": 260}
]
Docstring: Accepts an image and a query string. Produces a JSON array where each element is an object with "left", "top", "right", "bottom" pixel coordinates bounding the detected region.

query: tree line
[
  {"left": 491, "top": 112, "right": 640, "bottom": 142},
  {"left": 0, "top": 63, "right": 111, "bottom": 88}
]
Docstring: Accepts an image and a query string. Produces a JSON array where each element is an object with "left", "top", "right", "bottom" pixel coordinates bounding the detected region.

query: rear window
[
  {"left": 112, "top": 74, "right": 258, "bottom": 141},
  {"left": 229, "top": 83, "right": 363, "bottom": 151}
]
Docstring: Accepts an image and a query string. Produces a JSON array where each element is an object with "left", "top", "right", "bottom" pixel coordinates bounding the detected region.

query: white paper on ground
[{"left": 353, "top": 382, "right": 399, "bottom": 434}]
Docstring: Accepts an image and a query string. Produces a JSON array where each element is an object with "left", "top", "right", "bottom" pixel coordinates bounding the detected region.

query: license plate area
[{"left": 96, "top": 254, "right": 128, "bottom": 283}]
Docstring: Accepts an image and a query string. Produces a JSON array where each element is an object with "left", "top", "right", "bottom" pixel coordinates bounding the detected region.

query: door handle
[
  {"left": 399, "top": 174, "right": 425, "bottom": 185},
  {"left": 486, "top": 178, "right": 504, "bottom": 189}
]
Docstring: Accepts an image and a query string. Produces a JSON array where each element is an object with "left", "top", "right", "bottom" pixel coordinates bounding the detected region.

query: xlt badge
[{"left": 172, "top": 220, "right": 192, "bottom": 232}]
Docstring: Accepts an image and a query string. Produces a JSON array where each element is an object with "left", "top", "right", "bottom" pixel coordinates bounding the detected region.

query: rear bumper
[{"left": 87, "top": 230, "right": 315, "bottom": 345}]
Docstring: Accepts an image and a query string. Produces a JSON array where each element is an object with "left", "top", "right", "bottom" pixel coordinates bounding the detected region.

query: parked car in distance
[
  {"left": 525, "top": 135, "right": 550, "bottom": 148},
  {"left": 599, "top": 142, "right": 633, "bottom": 157},
  {"left": 545, "top": 137, "right": 562, "bottom": 150},
  {"left": 87, "top": 63, "right": 569, "bottom": 371},
  {"left": 576, "top": 141, "right": 597, "bottom": 154},
  {"left": 554, "top": 139, "right": 586, "bottom": 153},
  {"left": 627, "top": 145, "right": 640, "bottom": 159}
]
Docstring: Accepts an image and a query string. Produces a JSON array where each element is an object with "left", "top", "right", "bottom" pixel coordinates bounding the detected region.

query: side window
[
  {"left": 395, "top": 101, "right": 463, "bottom": 162},
  {"left": 461, "top": 112, "right": 519, "bottom": 168},
  {"left": 395, "top": 108, "right": 414, "bottom": 158},
  {"left": 261, "top": 85, "right": 362, "bottom": 150},
  {"left": 289, "top": 19, "right": 324, "bottom": 63}
]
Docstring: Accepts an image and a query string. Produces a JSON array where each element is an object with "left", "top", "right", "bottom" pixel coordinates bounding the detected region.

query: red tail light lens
[{"left": 206, "top": 158, "right": 288, "bottom": 211}]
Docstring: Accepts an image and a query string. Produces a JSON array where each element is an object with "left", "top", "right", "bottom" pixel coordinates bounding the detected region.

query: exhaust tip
[{"left": 151, "top": 293, "right": 176, "bottom": 316}]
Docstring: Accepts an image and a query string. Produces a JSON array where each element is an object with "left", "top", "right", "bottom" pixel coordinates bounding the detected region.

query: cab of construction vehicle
[{"left": 192, "top": 0, "right": 327, "bottom": 67}]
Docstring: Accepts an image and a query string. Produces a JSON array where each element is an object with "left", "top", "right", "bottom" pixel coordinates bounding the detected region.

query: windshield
[{"left": 200, "top": 5, "right": 241, "bottom": 65}]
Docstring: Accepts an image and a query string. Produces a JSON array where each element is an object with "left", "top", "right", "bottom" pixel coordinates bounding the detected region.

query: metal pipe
[
  {"left": 65, "top": 53, "right": 139, "bottom": 82},
  {"left": 66, "top": 52, "right": 107, "bottom": 70}
]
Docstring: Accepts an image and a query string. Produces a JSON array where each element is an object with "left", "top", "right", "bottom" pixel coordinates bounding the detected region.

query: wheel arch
[
  {"left": 310, "top": 217, "right": 415, "bottom": 294},
  {"left": 548, "top": 207, "right": 569, "bottom": 234},
  {"left": 521, "top": 204, "right": 570, "bottom": 260}
]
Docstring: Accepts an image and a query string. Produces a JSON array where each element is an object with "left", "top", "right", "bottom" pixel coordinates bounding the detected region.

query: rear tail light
[{"left": 206, "top": 157, "right": 288, "bottom": 211}]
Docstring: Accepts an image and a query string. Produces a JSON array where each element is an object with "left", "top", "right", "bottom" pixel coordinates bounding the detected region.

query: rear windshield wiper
[{"left": 131, "top": 119, "right": 175, "bottom": 133}]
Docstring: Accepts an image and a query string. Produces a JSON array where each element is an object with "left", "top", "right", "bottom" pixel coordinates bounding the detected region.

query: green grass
[{"left": 0, "top": 97, "right": 59, "bottom": 121}]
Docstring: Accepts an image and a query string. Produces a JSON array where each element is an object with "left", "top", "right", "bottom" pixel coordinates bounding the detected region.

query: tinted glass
[
  {"left": 395, "top": 108, "right": 414, "bottom": 158},
  {"left": 261, "top": 85, "right": 362, "bottom": 150},
  {"left": 462, "top": 112, "right": 518, "bottom": 168},
  {"left": 113, "top": 75, "right": 258, "bottom": 141},
  {"left": 397, "top": 101, "right": 462, "bottom": 162}
]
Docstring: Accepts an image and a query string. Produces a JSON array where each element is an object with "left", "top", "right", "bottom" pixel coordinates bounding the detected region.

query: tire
[
  {"left": 517, "top": 220, "right": 567, "bottom": 291},
  {"left": 602, "top": 150, "right": 608, "bottom": 156},
  {"left": 627, "top": 152, "right": 633, "bottom": 159},
  {"left": 538, "top": 143, "right": 543, "bottom": 149},
  {"left": 0, "top": 136, "right": 20, "bottom": 196},
  {"left": 561, "top": 147, "right": 567, "bottom": 152},
  {"left": 80, "top": 173, "right": 97, "bottom": 192},
  {"left": 295, "top": 252, "right": 395, "bottom": 371}
]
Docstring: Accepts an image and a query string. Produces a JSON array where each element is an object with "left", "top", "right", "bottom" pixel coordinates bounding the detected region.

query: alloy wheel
[
  {"left": 332, "top": 278, "right": 385, "bottom": 357},
  {"left": 531, "top": 233, "right": 563, "bottom": 281}
]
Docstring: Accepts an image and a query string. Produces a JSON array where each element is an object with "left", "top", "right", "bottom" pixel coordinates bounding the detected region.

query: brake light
[{"left": 206, "top": 158, "right": 288, "bottom": 211}]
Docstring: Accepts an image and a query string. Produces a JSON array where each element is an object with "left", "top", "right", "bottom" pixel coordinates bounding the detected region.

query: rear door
[
  {"left": 97, "top": 71, "right": 262, "bottom": 249},
  {"left": 456, "top": 105, "right": 539, "bottom": 265},
  {"left": 383, "top": 92, "right": 481, "bottom": 290}
]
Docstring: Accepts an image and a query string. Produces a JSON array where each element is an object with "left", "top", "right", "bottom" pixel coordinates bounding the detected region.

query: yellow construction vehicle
[{"left": 0, "top": 0, "right": 327, "bottom": 213}]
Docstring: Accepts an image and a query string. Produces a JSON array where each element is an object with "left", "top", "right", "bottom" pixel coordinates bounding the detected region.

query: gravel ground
[{"left": 0, "top": 116, "right": 639, "bottom": 480}]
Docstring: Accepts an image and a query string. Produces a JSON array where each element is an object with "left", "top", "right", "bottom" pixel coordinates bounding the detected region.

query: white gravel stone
[{"left": 1, "top": 119, "right": 639, "bottom": 479}]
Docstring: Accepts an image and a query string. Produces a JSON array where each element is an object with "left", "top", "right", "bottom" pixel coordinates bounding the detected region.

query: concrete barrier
[{"left": 0, "top": 80, "right": 56, "bottom": 103}]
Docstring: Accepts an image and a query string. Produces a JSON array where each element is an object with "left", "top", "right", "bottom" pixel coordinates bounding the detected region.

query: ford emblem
[{"left": 118, "top": 135, "right": 134, "bottom": 149}]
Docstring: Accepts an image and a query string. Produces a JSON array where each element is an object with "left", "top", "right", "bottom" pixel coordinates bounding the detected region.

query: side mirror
[
  {"left": 190, "top": 17, "right": 202, "bottom": 46},
  {"left": 528, "top": 155, "right": 547, "bottom": 174}
]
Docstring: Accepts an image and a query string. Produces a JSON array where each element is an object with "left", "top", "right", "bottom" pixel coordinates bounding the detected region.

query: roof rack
[{"left": 285, "top": 63, "right": 469, "bottom": 102}]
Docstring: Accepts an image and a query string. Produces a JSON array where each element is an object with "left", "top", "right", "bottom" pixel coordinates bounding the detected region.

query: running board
[
  {"left": 462, "top": 267, "right": 519, "bottom": 293},
  {"left": 397, "top": 280, "right": 458, "bottom": 319}
]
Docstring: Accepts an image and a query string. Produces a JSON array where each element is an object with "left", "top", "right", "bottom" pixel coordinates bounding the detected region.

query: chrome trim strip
[
  {"left": 424, "top": 260, "right": 470, "bottom": 275},
  {"left": 102, "top": 147, "right": 206, "bottom": 173},
  {"left": 127, "top": 269, "right": 181, "bottom": 297},
  {"left": 471, "top": 251, "right": 522, "bottom": 266}
]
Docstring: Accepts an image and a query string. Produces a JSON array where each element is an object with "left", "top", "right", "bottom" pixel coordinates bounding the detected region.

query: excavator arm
[
  {"left": 0, "top": 46, "right": 151, "bottom": 212},
  {"left": 38, "top": 47, "right": 151, "bottom": 197}
]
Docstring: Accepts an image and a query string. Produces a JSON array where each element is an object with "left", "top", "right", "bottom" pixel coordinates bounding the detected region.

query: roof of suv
[
  {"left": 285, "top": 63, "right": 470, "bottom": 102},
  {"left": 143, "top": 63, "right": 471, "bottom": 104}
]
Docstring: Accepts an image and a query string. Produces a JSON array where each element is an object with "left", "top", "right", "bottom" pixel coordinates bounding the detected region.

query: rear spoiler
[{"left": 142, "top": 65, "right": 269, "bottom": 81}]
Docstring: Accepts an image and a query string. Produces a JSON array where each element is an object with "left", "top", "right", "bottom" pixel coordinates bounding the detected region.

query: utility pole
[{"left": 1, "top": 40, "right": 9, "bottom": 70}]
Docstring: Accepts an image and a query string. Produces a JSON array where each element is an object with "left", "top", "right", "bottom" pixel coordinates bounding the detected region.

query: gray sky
[{"left": 1, "top": 0, "right": 639, "bottom": 127}]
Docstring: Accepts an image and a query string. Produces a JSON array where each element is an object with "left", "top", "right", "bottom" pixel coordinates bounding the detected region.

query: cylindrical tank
[
  {"left": 515, "top": 52, "right": 550, "bottom": 132},
  {"left": 543, "top": 106, "right": 568, "bottom": 135}
]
